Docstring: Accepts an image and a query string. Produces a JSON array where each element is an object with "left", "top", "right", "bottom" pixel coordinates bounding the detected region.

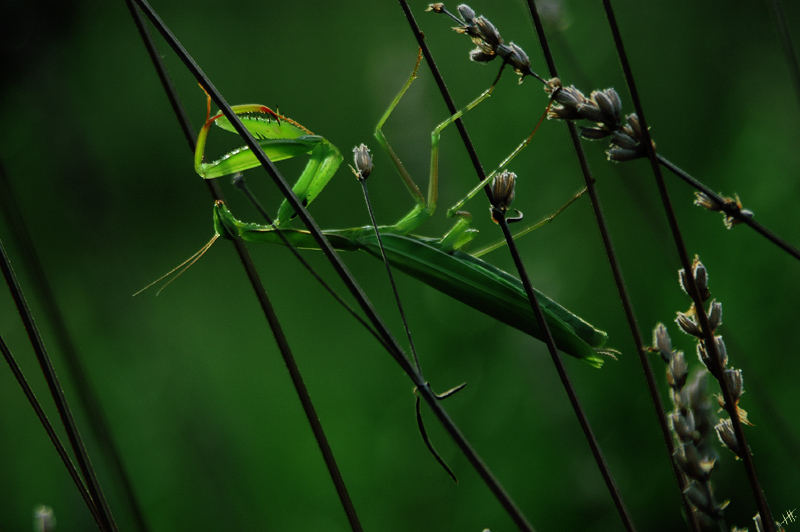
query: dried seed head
[
  {"left": 607, "top": 113, "right": 648, "bottom": 161},
  {"left": 707, "top": 300, "right": 723, "bottom": 332},
  {"left": 685, "top": 370, "right": 708, "bottom": 411},
  {"left": 490, "top": 170, "right": 516, "bottom": 222},
  {"left": 693, "top": 191, "right": 754, "bottom": 229},
  {"left": 652, "top": 323, "right": 672, "bottom": 362},
  {"left": 580, "top": 126, "right": 612, "bottom": 140},
  {"left": 693, "top": 258, "right": 710, "bottom": 301},
  {"left": 506, "top": 42, "right": 531, "bottom": 80},
  {"left": 34, "top": 505, "right": 56, "bottom": 532},
  {"left": 545, "top": 83, "right": 587, "bottom": 120},
  {"left": 545, "top": 77, "right": 562, "bottom": 92},
  {"left": 715, "top": 418, "right": 742, "bottom": 457},
  {"left": 684, "top": 482, "right": 712, "bottom": 514},
  {"left": 678, "top": 441, "right": 716, "bottom": 481},
  {"left": 714, "top": 336, "right": 729, "bottom": 368},
  {"left": 590, "top": 88, "right": 623, "bottom": 129},
  {"left": 668, "top": 350, "right": 688, "bottom": 389},
  {"left": 575, "top": 100, "right": 606, "bottom": 124},
  {"left": 456, "top": 3, "right": 475, "bottom": 20},
  {"left": 352, "top": 143, "right": 373, "bottom": 180},
  {"left": 469, "top": 48, "right": 495, "bottom": 63},
  {"left": 491, "top": 170, "right": 516, "bottom": 208},
  {"left": 426, "top": 3, "right": 446, "bottom": 13},
  {"left": 474, "top": 15, "right": 502, "bottom": 47},
  {"left": 724, "top": 368, "right": 744, "bottom": 403},
  {"left": 676, "top": 311, "right": 702, "bottom": 338},
  {"left": 678, "top": 257, "right": 710, "bottom": 302},
  {"left": 670, "top": 410, "right": 696, "bottom": 442},
  {"left": 693, "top": 191, "right": 719, "bottom": 211}
]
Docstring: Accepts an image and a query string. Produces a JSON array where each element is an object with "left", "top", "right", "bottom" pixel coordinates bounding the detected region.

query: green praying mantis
[{"left": 190, "top": 54, "right": 612, "bottom": 368}]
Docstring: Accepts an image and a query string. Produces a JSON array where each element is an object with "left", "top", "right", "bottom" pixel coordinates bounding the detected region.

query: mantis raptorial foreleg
[{"left": 194, "top": 93, "right": 343, "bottom": 227}]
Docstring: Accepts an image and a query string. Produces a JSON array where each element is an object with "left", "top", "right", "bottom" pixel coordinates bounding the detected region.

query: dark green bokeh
[{"left": 1, "top": 0, "right": 798, "bottom": 530}]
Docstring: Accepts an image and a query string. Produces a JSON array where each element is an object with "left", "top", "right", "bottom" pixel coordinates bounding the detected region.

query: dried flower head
[
  {"left": 668, "top": 350, "right": 688, "bottom": 389},
  {"left": 546, "top": 83, "right": 588, "bottom": 120},
  {"left": 652, "top": 322, "right": 673, "bottom": 362},
  {"left": 676, "top": 310, "right": 702, "bottom": 338},
  {"left": 693, "top": 191, "right": 754, "bottom": 229},
  {"left": 429, "top": 4, "right": 536, "bottom": 82},
  {"left": 351, "top": 143, "right": 373, "bottom": 180},
  {"left": 490, "top": 170, "right": 516, "bottom": 223},
  {"left": 679, "top": 256, "right": 711, "bottom": 302},
  {"left": 715, "top": 418, "right": 742, "bottom": 457},
  {"left": 607, "top": 114, "right": 649, "bottom": 161},
  {"left": 707, "top": 300, "right": 723, "bottom": 332},
  {"left": 723, "top": 369, "right": 744, "bottom": 403}
]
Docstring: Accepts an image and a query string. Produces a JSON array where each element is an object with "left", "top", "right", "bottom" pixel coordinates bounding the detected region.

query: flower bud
[
  {"left": 724, "top": 369, "right": 744, "bottom": 402},
  {"left": 490, "top": 170, "right": 516, "bottom": 222},
  {"left": 667, "top": 350, "right": 688, "bottom": 389},
  {"left": 34, "top": 506, "right": 56, "bottom": 532},
  {"left": 715, "top": 418, "right": 742, "bottom": 457},
  {"left": 457, "top": 3, "right": 476, "bottom": 22},
  {"left": 676, "top": 311, "right": 702, "bottom": 338},
  {"left": 652, "top": 322, "right": 672, "bottom": 362},
  {"left": 352, "top": 143, "right": 373, "bottom": 180},
  {"left": 684, "top": 482, "right": 712, "bottom": 513},
  {"left": 707, "top": 300, "right": 722, "bottom": 332}
]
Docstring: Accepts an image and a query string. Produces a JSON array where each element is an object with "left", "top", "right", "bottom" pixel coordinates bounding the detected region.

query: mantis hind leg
[
  {"left": 372, "top": 50, "right": 497, "bottom": 235},
  {"left": 445, "top": 98, "right": 555, "bottom": 218}
]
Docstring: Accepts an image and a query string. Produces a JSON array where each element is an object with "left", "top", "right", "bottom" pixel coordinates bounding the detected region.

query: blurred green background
[{"left": 1, "top": 0, "right": 799, "bottom": 530}]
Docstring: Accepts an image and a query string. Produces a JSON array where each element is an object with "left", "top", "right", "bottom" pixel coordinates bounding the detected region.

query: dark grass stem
[
  {"left": 124, "top": 3, "right": 364, "bottom": 530},
  {"left": 357, "top": 177, "right": 423, "bottom": 376},
  {"left": 656, "top": 154, "right": 800, "bottom": 261},
  {"left": 496, "top": 215, "right": 636, "bottom": 531},
  {"left": 0, "top": 164, "right": 150, "bottom": 532},
  {"left": 358, "top": 176, "right": 460, "bottom": 481},
  {"left": 398, "top": 2, "right": 634, "bottom": 528},
  {"left": 128, "top": 1, "right": 534, "bottom": 529},
  {"left": 0, "top": 333, "right": 103, "bottom": 528},
  {"left": 601, "top": 1, "right": 775, "bottom": 528},
  {"left": 524, "top": 2, "right": 700, "bottom": 529},
  {"left": 232, "top": 175, "right": 388, "bottom": 351},
  {"left": 0, "top": 240, "right": 118, "bottom": 532},
  {"left": 768, "top": 0, "right": 800, "bottom": 109}
]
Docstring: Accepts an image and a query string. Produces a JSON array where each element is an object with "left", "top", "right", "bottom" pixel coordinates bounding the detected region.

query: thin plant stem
[
  {"left": 768, "top": 0, "right": 800, "bottom": 109},
  {"left": 127, "top": 2, "right": 533, "bottom": 529},
  {"left": 601, "top": 1, "right": 775, "bottom": 528},
  {"left": 232, "top": 175, "right": 387, "bottom": 351},
  {"left": 124, "top": 3, "right": 364, "bottom": 530},
  {"left": 0, "top": 333, "right": 103, "bottom": 528},
  {"left": 497, "top": 213, "right": 637, "bottom": 531},
  {"left": 358, "top": 177, "right": 423, "bottom": 376},
  {"left": 0, "top": 239, "right": 117, "bottom": 532},
  {"left": 358, "top": 175, "right": 459, "bottom": 481},
  {"left": 525, "top": 2, "right": 700, "bottom": 529},
  {"left": 398, "top": 2, "right": 634, "bottom": 528},
  {"left": 656, "top": 154, "right": 800, "bottom": 261},
  {"left": 0, "top": 163, "right": 150, "bottom": 532}
]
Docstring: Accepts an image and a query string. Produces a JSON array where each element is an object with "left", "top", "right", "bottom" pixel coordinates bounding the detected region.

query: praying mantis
[{"left": 191, "top": 53, "right": 612, "bottom": 367}]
